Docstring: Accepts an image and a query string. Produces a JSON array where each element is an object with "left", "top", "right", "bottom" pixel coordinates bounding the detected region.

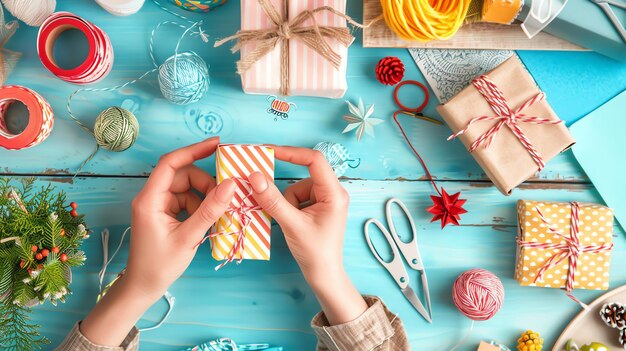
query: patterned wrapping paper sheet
[
  {"left": 515, "top": 200, "right": 614, "bottom": 290},
  {"left": 211, "top": 144, "right": 275, "bottom": 261},
  {"left": 240, "top": 0, "right": 349, "bottom": 98}
]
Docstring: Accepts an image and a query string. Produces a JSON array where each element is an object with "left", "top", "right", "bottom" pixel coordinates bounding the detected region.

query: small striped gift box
[{"left": 211, "top": 144, "right": 274, "bottom": 266}]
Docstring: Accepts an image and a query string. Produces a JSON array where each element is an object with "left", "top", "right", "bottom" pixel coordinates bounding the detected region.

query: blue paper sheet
[{"left": 571, "top": 90, "right": 626, "bottom": 228}]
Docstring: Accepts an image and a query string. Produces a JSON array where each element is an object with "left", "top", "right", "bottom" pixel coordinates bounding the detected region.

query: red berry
[
  {"left": 70, "top": 202, "right": 77, "bottom": 210},
  {"left": 37, "top": 264, "right": 43, "bottom": 269},
  {"left": 70, "top": 209, "right": 78, "bottom": 218},
  {"left": 51, "top": 246, "right": 60, "bottom": 254},
  {"left": 35, "top": 253, "right": 43, "bottom": 260},
  {"left": 27, "top": 268, "right": 33, "bottom": 274},
  {"left": 41, "top": 249, "right": 50, "bottom": 257},
  {"left": 60, "top": 229, "right": 66, "bottom": 237},
  {"left": 375, "top": 56, "right": 405, "bottom": 86},
  {"left": 60, "top": 253, "right": 68, "bottom": 262},
  {"left": 31, "top": 245, "right": 38, "bottom": 252},
  {"left": 19, "top": 259, "right": 25, "bottom": 268}
]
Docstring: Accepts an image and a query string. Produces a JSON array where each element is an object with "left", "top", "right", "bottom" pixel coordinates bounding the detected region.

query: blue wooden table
[{"left": 2, "top": 1, "right": 626, "bottom": 350}]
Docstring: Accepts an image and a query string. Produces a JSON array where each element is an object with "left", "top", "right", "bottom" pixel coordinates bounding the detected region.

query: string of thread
[
  {"left": 1, "top": 0, "right": 55, "bottom": 26},
  {"left": 381, "top": 0, "right": 471, "bottom": 41}
]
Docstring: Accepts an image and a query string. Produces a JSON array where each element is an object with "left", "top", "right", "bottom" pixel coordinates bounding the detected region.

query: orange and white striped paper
[
  {"left": 240, "top": 0, "right": 349, "bottom": 98},
  {"left": 211, "top": 144, "right": 275, "bottom": 262}
]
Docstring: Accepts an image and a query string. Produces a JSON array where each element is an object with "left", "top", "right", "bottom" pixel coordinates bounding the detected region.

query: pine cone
[
  {"left": 375, "top": 56, "right": 405, "bottom": 86},
  {"left": 517, "top": 330, "right": 543, "bottom": 351},
  {"left": 620, "top": 328, "right": 626, "bottom": 348},
  {"left": 600, "top": 302, "right": 626, "bottom": 329}
]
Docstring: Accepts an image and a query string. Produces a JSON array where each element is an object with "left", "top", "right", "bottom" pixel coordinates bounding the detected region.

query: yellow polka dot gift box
[{"left": 514, "top": 200, "right": 614, "bottom": 294}]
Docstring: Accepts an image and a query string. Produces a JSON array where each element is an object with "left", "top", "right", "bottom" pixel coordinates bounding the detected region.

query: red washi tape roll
[
  {"left": 0, "top": 85, "right": 54, "bottom": 150},
  {"left": 37, "top": 12, "right": 114, "bottom": 84}
]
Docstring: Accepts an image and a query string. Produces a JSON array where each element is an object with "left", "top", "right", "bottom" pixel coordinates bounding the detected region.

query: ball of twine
[
  {"left": 2, "top": 0, "right": 56, "bottom": 26},
  {"left": 452, "top": 268, "right": 504, "bottom": 321},
  {"left": 93, "top": 107, "right": 139, "bottom": 152},
  {"left": 158, "top": 51, "right": 209, "bottom": 105}
]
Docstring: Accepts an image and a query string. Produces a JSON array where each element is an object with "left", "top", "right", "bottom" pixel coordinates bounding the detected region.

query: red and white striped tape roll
[
  {"left": 0, "top": 85, "right": 54, "bottom": 150},
  {"left": 37, "top": 12, "right": 114, "bottom": 84}
]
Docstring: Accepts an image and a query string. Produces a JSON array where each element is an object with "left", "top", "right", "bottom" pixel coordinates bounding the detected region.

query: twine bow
[
  {"left": 214, "top": 0, "right": 361, "bottom": 96},
  {"left": 448, "top": 75, "right": 563, "bottom": 170},
  {"left": 196, "top": 179, "right": 262, "bottom": 271},
  {"left": 517, "top": 202, "right": 614, "bottom": 307}
]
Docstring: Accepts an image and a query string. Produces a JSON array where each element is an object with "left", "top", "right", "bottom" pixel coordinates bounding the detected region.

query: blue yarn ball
[{"left": 158, "top": 51, "right": 210, "bottom": 105}]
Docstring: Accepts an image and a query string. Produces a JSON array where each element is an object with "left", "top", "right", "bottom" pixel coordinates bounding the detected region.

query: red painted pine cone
[{"left": 375, "top": 56, "right": 405, "bottom": 86}]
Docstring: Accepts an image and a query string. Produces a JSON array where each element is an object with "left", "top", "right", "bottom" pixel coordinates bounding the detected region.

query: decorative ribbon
[
  {"left": 448, "top": 75, "right": 563, "bottom": 171},
  {"left": 214, "top": 0, "right": 361, "bottom": 96},
  {"left": 517, "top": 202, "right": 614, "bottom": 307},
  {"left": 196, "top": 178, "right": 261, "bottom": 271},
  {"left": 184, "top": 338, "right": 278, "bottom": 351}
]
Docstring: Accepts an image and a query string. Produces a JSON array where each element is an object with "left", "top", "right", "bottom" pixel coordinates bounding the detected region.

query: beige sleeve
[
  {"left": 311, "top": 295, "right": 409, "bottom": 351},
  {"left": 54, "top": 323, "right": 140, "bottom": 351}
]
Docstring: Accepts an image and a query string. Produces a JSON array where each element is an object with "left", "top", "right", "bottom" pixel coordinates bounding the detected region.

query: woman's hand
[
  {"left": 248, "top": 146, "right": 367, "bottom": 325},
  {"left": 80, "top": 137, "right": 235, "bottom": 346}
]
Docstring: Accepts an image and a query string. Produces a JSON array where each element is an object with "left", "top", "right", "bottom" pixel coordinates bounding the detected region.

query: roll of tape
[
  {"left": 482, "top": 0, "right": 524, "bottom": 24},
  {"left": 168, "top": 0, "right": 227, "bottom": 12},
  {"left": 37, "top": 12, "right": 114, "bottom": 84},
  {"left": 0, "top": 85, "right": 54, "bottom": 150}
]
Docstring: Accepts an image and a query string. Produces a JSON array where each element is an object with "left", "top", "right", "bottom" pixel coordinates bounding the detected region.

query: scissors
[
  {"left": 364, "top": 198, "right": 432, "bottom": 323},
  {"left": 393, "top": 80, "right": 443, "bottom": 126},
  {"left": 592, "top": 0, "right": 626, "bottom": 43}
]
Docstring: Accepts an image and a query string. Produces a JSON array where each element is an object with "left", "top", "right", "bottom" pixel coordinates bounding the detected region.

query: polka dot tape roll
[
  {"left": 168, "top": 0, "right": 227, "bottom": 12},
  {"left": 0, "top": 85, "right": 54, "bottom": 150},
  {"left": 37, "top": 12, "right": 114, "bottom": 84}
]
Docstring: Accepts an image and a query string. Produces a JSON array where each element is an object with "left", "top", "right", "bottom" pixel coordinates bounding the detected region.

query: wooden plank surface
[
  {"left": 362, "top": 0, "right": 585, "bottom": 50},
  {"left": 1, "top": 0, "right": 626, "bottom": 350},
  {"left": 22, "top": 177, "right": 626, "bottom": 350}
]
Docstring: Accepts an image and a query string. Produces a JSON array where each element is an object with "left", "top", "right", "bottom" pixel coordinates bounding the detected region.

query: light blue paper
[{"left": 571, "top": 90, "right": 626, "bottom": 228}]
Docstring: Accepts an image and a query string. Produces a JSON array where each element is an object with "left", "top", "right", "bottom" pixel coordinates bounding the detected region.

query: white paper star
[{"left": 342, "top": 98, "right": 384, "bottom": 141}]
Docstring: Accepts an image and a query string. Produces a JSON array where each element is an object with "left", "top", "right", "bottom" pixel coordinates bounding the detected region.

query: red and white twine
[
  {"left": 448, "top": 75, "right": 563, "bottom": 171},
  {"left": 518, "top": 202, "right": 614, "bottom": 307},
  {"left": 452, "top": 268, "right": 504, "bottom": 322}
]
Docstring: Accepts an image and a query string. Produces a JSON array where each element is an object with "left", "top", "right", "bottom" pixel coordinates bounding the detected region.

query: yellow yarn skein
[{"left": 381, "top": 0, "right": 472, "bottom": 42}]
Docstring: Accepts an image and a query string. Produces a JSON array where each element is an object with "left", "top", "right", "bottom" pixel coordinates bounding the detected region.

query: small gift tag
[{"left": 266, "top": 95, "right": 296, "bottom": 121}]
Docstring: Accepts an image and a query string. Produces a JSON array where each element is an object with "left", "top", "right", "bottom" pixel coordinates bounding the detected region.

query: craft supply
[
  {"left": 516, "top": 330, "right": 543, "bottom": 351},
  {"left": 479, "top": 341, "right": 511, "bottom": 351},
  {"left": 571, "top": 90, "right": 626, "bottom": 228},
  {"left": 520, "top": 0, "right": 568, "bottom": 38},
  {"left": 391, "top": 80, "right": 466, "bottom": 228},
  {"left": 591, "top": 0, "right": 626, "bottom": 43},
  {"left": 482, "top": 0, "right": 524, "bottom": 24},
  {"left": 207, "top": 144, "right": 274, "bottom": 270},
  {"left": 380, "top": 0, "right": 472, "bottom": 41},
  {"left": 95, "top": 0, "right": 145, "bottom": 16},
  {"left": 0, "top": 3, "right": 20, "bottom": 86},
  {"left": 1, "top": 0, "right": 56, "bottom": 26},
  {"left": 600, "top": 303, "right": 626, "bottom": 329},
  {"left": 0, "top": 85, "right": 54, "bottom": 150},
  {"left": 343, "top": 98, "right": 383, "bottom": 141},
  {"left": 266, "top": 95, "right": 296, "bottom": 121},
  {"left": 453, "top": 269, "right": 504, "bottom": 321},
  {"left": 313, "top": 142, "right": 360, "bottom": 177},
  {"left": 37, "top": 12, "right": 114, "bottom": 84},
  {"left": 364, "top": 198, "right": 432, "bottom": 323},
  {"left": 169, "top": 0, "right": 227, "bottom": 12},
  {"left": 182, "top": 338, "right": 282, "bottom": 351},
  {"left": 515, "top": 200, "right": 614, "bottom": 307},
  {"left": 439, "top": 56, "right": 575, "bottom": 195},
  {"left": 464, "top": 0, "right": 483, "bottom": 23},
  {"left": 157, "top": 51, "right": 209, "bottom": 105},
  {"left": 566, "top": 340, "right": 611, "bottom": 351},
  {"left": 375, "top": 56, "right": 405, "bottom": 86},
  {"left": 215, "top": 0, "right": 362, "bottom": 98},
  {"left": 0, "top": 178, "right": 88, "bottom": 350},
  {"left": 409, "top": 49, "right": 514, "bottom": 103}
]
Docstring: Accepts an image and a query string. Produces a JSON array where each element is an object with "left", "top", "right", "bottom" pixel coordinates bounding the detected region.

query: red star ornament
[{"left": 426, "top": 188, "right": 468, "bottom": 228}]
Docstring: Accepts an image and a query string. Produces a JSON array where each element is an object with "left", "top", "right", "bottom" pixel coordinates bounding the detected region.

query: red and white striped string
[
  {"left": 448, "top": 75, "right": 563, "bottom": 171},
  {"left": 517, "top": 202, "right": 614, "bottom": 308}
]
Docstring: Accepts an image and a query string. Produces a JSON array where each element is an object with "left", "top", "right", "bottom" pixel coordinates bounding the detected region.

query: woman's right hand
[{"left": 248, "top": 146, "right": 367, "bottom": 325}]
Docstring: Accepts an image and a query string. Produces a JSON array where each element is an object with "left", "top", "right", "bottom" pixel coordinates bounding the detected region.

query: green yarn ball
[{"left": 93, "top": 107, "right": 139, "bottom": 152}]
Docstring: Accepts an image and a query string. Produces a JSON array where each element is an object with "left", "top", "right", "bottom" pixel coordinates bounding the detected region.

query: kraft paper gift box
[
  {"left": 514, "top": 200, "right": 614, "bottom": 291},
  {"left": 238, "top": 0, "right": 352, "bottom": 98},
  {"left": 210, "top": 144, "right": 275, "bottom": 268},
  {"left": 519, "top": 0, "right": 626, "bottom": 62},
  {"left": 437, "top": 56, "right": 575, "bottom": 195}
]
